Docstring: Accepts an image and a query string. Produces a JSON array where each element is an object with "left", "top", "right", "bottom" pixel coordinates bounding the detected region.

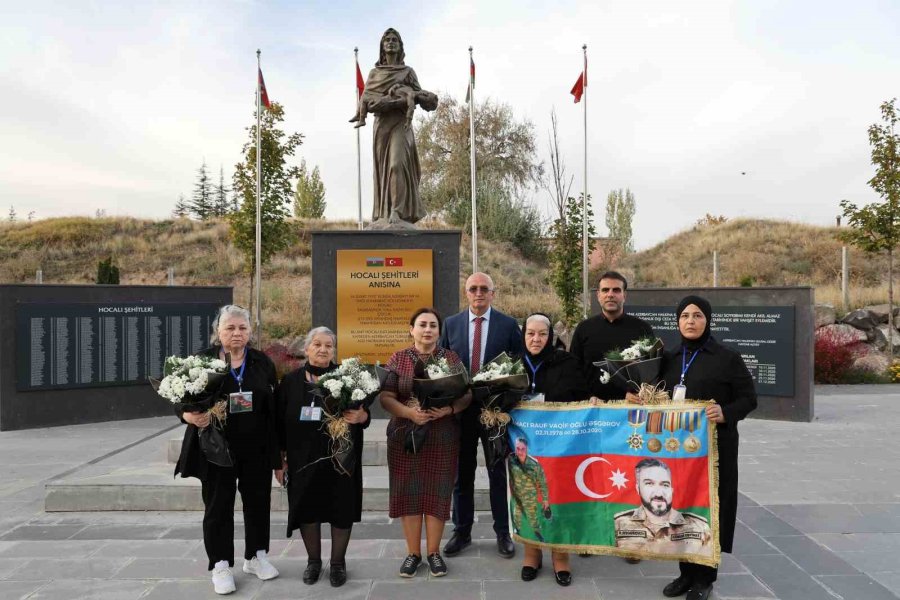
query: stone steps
[{"left": 46, "top": 420, "right": 492, "bottom": 512}]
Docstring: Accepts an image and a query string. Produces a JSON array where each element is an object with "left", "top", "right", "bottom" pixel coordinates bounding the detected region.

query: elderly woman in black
[
  {"left": 274, "top": 326, "right": 370, "bottom": 588},
  {"left": 517, "top": 313, "right": 588, "bottom": 587},
  {"left": 173, "top": 304, "right": 281, "bottom": 596},
  {"left": 658, "top": 296, "right": 757, "bottom": 600}
]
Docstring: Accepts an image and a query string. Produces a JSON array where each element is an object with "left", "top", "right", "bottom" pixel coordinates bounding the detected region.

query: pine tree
[
  {"left": 213, "top": 165, "right": 231, "bottom": 216},
  {"left": 190, "top": 160, "right": 214, "bottom": 219},
  {"left": 173, "top": 194, "right": 190, "bottom": 218},
  {"left": 230, "top": 102, "right": 304, "bottom": 321},
  {"left": 293, "top": 159, "right": 326, "bottom": 219}
]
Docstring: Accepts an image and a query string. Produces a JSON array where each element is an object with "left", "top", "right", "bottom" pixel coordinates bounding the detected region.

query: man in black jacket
[{"left": 570, "top": 271, "right": 654, "bottom": 400}]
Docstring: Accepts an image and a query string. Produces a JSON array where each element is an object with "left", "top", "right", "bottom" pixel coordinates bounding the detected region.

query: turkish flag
[
  {"left": 386, "top": 257, "right": 403, "bottom": 266},
  {"left": 356, "top": 61, "right": 365, "bottom": 98},
  {"left": 258, "top": 68, "right": 272, "bottom": 109},
  {"left": 570, "top": 72, "right": 584, "bottom": 103}
]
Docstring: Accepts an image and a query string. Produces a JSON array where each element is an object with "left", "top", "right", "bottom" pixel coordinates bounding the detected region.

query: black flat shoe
[
  {"left": 554, "top": 570, "right": 572, "bottom": 586},
  {"left": 302, "top": 560, "right": 322, "bottom": 585},
  {"left": 329, "top": 563, "right": 347, "bottom": 587},
  {"left": 663, "top": 575, "right": 692, "bottom": 597},
  {"left": 520, "top": 559, "right": 542, "bottom": 581},
  {"left": 686, "top": 583, "right": 713, "bottom": 600}
]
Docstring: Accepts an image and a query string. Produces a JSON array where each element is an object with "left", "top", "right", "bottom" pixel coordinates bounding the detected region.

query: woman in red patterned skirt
[{"left": 380, "top": 307, "right": 472, "bottom": 578}]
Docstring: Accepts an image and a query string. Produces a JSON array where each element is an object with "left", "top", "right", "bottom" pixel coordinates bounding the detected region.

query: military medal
[
  {"left": 683, "top": 410, "right": 702, "bottom": 453},
  {"left": 664, "top": 411, "right": 681, "bottom": 452},
  {"left": 627, "top": 409, "right": 647, "bottom": 451},
  {"left": 645, "top": 411, "right": 663, "bottom": 453}
]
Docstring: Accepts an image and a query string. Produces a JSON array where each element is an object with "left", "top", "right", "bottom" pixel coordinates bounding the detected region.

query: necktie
[{"left": 471, "top": 316, "right": 484, "bottom": 374}]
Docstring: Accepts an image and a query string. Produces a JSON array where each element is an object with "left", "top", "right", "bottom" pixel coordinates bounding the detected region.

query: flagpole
[
  {"left": 581, "top": 43, "right": 589, "bottom": 318},
  {"left": 469, "top": 46, "right": 478, "bottom": 273},
  {"left": 255, "top": 49, "right": 262, "bottom": 335},
  {"left": 355, "top": 47, "right": 363, "bottom": 230}
]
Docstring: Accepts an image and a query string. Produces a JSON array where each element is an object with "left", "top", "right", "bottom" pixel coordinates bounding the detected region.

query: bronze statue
[{"left": 351, "top": 28, "right": 438, "bottom": 228}]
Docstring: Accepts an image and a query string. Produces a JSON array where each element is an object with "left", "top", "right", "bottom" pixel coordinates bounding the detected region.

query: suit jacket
[{"left": 439, "top": 307, "right": 524, "bottom": 372}]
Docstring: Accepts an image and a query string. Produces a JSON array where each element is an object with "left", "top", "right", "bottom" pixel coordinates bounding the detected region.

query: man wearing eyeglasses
[
  {"left": 570, "top": 271, "right": 654, "bottom": 400},
  {"left": 439, "top": 272, "right": 524, "bottom": 559}
]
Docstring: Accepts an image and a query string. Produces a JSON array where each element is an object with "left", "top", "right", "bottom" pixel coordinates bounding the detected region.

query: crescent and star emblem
[{"left": 574, "top": 457, "right": 629, "bottom": 499}]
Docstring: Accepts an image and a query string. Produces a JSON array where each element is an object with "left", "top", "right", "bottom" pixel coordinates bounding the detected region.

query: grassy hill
[{"left": 0, "top": 216, "right": 890, "bottom": 341}]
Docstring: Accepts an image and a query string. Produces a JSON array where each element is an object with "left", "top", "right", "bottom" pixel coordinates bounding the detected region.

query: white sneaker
[
  {"left": 212, "top": 565, "right": 236, "bottom": 595},
  {"left": 243, "top": 553, "right": 279, "bottom": 580}
]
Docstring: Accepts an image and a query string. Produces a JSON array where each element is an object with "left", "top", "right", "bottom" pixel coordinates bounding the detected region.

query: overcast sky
[{"left": 2, "top": 0, "right": 898, "bottom": 249}]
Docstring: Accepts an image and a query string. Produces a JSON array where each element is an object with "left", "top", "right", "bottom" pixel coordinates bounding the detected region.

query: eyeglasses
[{"left": 467, "top": 286, "right": 493, "bottom": 294}]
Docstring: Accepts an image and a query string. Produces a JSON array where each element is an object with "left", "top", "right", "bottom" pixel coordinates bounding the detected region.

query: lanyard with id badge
[
  {"left": 521, "top": 355, "right": 545, "bottom": 402},
  {"left": 299, "top": 376, "right": 323, "bottom": 422},
  {"left": 228, "top": 360, "right": 254, "bottom": 414},
  {"left": 672, "top": 348, "right": 700, "bottom": 401}
]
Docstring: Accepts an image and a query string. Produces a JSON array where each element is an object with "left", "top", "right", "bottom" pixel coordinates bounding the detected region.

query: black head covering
[
  {"left": 675, "top": 295, "right": 712, "bottom": 350},
  {"left": 522, "top": 313, "right": 555, "bottom": 361}
]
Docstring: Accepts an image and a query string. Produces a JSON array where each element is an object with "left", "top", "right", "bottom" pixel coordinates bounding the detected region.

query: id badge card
[
  {"left": 299, "top": 406, "right": 323, "bottom": 421},
  {"left": 672, "top": 384, "right": 687, "bottom": 401},
  {"left": 229, "top": 391, "right": 254, "bottom": 414},
  {"left": 522, "top": 392, "right": 545, "bottom": 403}
]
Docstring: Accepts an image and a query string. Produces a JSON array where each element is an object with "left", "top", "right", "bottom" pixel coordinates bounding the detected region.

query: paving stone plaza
[{"left": 0, "top": 385, "right": 898, "bottom": 599}]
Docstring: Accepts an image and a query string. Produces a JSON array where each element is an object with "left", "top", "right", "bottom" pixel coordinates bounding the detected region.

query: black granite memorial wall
[{"left": 0, "top": 285, "right": 232, "bottom": 430}]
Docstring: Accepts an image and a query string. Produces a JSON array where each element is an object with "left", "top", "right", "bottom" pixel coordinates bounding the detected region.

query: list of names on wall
[{"left": 16, "top": 302, "right": 220, "bottom": 391}]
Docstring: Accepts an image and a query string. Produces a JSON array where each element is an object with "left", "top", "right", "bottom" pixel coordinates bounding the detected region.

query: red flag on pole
[
  {"left": 258, "top": 68, "right": 272, "bottom": 109},
  {"left": 570, "top": 55, "right": 587, "bottom": 103},
  {"left": 465, "top": 56, "right": 475, "bottom": 103},
  {"left": 355, "top": 61, "right": 365, "bottom": 98}
]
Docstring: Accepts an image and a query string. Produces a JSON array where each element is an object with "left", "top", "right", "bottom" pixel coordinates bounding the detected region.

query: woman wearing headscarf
[
  {"left": 173, "top": 304, "right": 281, "bottom": 596},
  {"left": 516, "top": 313, "right": 588, "bottom": 586},
  {"left": 658, "top": 296, "right": 757, "bottom": 600},
  {"left": 274, "top": 326, "right": 370, "bottom": 588}
]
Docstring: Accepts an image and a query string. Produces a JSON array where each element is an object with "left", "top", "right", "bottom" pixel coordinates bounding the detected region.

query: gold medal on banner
[
  {"left": 627, "top": 409, "right": 647, "bottom": 451},
  {"left": 664, "top": 411, "right": 681, "bottom": 452},
  {"left": 683, "top": 410, "right": 702, "bottom": 453},
  {"left": 645, "top": 411, "right": 663, "bottom": 453}
]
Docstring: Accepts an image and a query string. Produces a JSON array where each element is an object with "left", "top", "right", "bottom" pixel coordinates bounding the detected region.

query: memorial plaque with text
[
  {"left": 628, "top": 305, "right": 795, "bottom": 397},
  {"left": 336, "top": 249, "right": 433, "bottom": 363},
  {"left": 16, "top": 302, "right": 220, "bottom": 391}
]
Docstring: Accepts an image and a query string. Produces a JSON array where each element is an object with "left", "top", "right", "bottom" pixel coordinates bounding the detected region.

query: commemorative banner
[{"left": 506, "top": 402, "right": 720, "bottom": 567}]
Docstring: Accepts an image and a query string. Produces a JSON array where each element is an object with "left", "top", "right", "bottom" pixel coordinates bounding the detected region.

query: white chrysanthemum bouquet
[
  {"left": 594, "top": 336, "right": 665, "bottom": 397},
  {"left": 154, "top": 355, "right": 228, "bottom": 404}
]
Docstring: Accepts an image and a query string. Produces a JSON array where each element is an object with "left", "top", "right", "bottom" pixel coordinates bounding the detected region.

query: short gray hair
[
  {"left": 304, "top": 326, "right": 336, "bottom": 351},
  {"left": 525, "top": 313, "right": 551, "bottom": 331},
  {"left": 210, "top": 305, "right": 253, "bottom": 345}
]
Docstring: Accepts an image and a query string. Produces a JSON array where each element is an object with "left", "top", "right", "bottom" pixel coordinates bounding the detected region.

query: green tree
[
  {"left": 550, "top": 194, "right": 596, "bottom": 328},
  {"left": 416, "top": 94, "right": 542, "bottom": 214},
  {"left": 172, "top": 194, "right": 190, "bottom": 218},
  {"left": 605, "top": 188, "right": 636, "bottom": 253},
  {"left": 190, "top": 160, "right": 214, "bottom": 219},
  {"left": 96, "top": 256, "right": 120, "bottom": 284},
  {"left": 840, "top": 98, "right": 900, "bottom": 356},
  {"left": 213, "top": 165, "right": 231, "bottom": 216},
  {"left": 293, "top": 159, "right": 326, "bottom": 219},
  {"left": 230, "top": 102, "right": 303, "bottom": 320}
]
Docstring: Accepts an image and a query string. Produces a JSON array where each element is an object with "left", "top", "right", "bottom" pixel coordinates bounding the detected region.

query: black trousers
[
  {"left": 201, "top": 446, "right": 272, "bottom": 570},
  {"left": 451, "top": 406, "right": 509, "bottom": 535},
  {"left": 679, "top": 561, "right": 717, "bottom": 585}
]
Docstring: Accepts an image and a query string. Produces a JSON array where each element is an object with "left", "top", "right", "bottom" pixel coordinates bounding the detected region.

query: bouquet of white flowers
[
  {"left": 412, "top": 355, "right": 469, "bottom": 410},
  {"left": 594, "top": 336, "right": 664, "bottom": 395},
  {"left": 309, "top": 357, "right": 385, "bottom": 475},
  {"left": 151, "top": 354, "right": 231, "bottom": 467},
  {"left": 471, "top": 352, "right": 529, "bottom": 468}
]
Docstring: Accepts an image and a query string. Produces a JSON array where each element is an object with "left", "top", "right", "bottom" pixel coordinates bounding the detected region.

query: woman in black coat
[
  {"left": 658, "top": 296, "right": 757, "bottom": 600},
  {"left": 173, "top": 304, "right": 282, "bottom": 595},
  {"left": 518, "top": 313, "right": 588, "bottom": 586},
  {"left": 274, "top": 326, "right": 370, "bottom": 588}
]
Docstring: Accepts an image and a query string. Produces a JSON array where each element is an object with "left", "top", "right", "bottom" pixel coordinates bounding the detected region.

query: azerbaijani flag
[
  {"left": 258, "top": 68, "right": 272, "bottom": 109},
  {"left": 507, "top": 402, "right": 719, "bottom": 565}
]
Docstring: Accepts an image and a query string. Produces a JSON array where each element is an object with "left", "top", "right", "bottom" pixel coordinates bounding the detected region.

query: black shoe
[
  {"left": 686, "top": 583, "right": 712, "bottom": 600},
  {"left": 427, "top": 552, "right": 447, "bottom": 577},
  {"left": 497, "top": 533, "right": 515, "bottom": 558},
  {"left": 554, "top": 570, "right": 572, "bottom": 586},
  {"left": 400, "top": 554, "right": 422, "bottom": 577},
  {"left": 302, "top": 560, "right": 322, "bottom": 585},
  {"left": 443, "top": 532, "right": 471, "bottom": 556},
  {"left": 329, "top": 562, "right": 347, "bottom": 587},
  {"left": 521, "top": 558, "right": 542, "bottom": 581},
  {"left": 663, "top": 575, "right": 692, "bottom": 597},
  {"left": 399, "top": 554, "right": 421, "bottom": 578}
]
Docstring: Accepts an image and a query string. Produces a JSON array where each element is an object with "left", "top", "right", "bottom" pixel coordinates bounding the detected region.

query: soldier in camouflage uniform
[
  {"left": 614, "top": 458, "right": 712, "bottom": 557},
  {"left": 507, "top": 438, "right": 551, "bottom": 542}
]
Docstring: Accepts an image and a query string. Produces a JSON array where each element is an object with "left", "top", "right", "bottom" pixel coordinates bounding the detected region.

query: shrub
[
  {"left": 96, "top": 256, "right": 120, "bottom": 284},
  {"left": 814, "top": 329, "right": 854, "bottom": 383},
  {"left": 738, "top": 275, "right": 755, "bottom": 287},
  {"left": 263, "top": 342, "right": 302, "bottom": 382},
  {"left": 890, "top": 360, "right": 900, "bottom": 382}
]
